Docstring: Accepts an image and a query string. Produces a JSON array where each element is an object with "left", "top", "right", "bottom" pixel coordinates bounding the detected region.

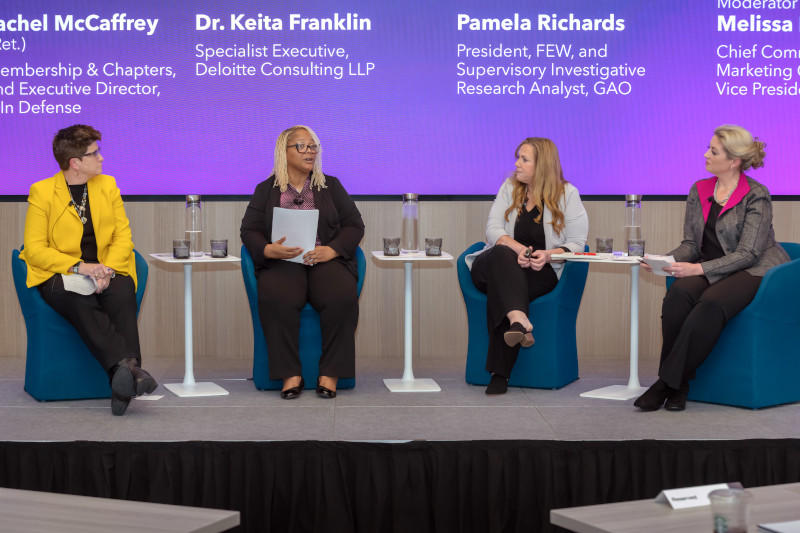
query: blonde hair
[
  {"left": 714, "top": 124, "right": 766, "bottom": 171},
  {"left": 272, "top": 125, "right": 326, "bottom": 192},
  {"left": 504, "top": 137, "right": 568, "bottom": 235}
]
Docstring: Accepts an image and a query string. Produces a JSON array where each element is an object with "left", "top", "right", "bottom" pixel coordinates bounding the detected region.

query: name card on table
[{"left": 655, "top": 482, "right": 741, "bottom": 509}]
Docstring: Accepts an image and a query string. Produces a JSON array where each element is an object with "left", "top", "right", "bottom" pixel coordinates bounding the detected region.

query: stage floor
[{"left": 1, "top": 357, "right": 798, "bottom": 442}]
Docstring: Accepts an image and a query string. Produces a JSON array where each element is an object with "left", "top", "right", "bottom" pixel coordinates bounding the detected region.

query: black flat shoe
[
  {"left": 504, "top": 322, "right": 533, "bottom": 348},
  {"left": 280, "top": 378, "right": 304, "bottom": 400},
  {"left": 485, "top": 374, "right": 508, "bottom": 395},
  {"left": 316, "top": 384, "right": 337, "bottom": 399},
  {"left": 110, "top": 365, "right": 135, "bottom": 416},
  {"left": 664, "top": 383, "right": 689, "bottom": 411},
  {"left": 634, "top": 379, "right": 672, "bottom": 411}
]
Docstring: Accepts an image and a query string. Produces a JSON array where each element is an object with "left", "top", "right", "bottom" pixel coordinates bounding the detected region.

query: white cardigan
[{"left": 466, "top": 179, "right": 589, "bottom": 279}]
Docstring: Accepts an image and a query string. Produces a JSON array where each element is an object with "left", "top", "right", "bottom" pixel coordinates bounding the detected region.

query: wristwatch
[{"left": 70, "top": 262, "right": 80, "bottom": 274}]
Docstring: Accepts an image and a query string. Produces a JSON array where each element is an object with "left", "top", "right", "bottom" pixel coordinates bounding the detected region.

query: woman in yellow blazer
[{"left": 20, "top": 124, "right": 156, "bottom": 416}]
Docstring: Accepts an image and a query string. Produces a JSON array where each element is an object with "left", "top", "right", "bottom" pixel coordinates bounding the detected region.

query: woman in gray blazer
[
  {"left": 635, "top": 125, "right": 789, "bottom": 411},
  {"left": 466, "top": 137, "right": 588, "bottom": 394}
]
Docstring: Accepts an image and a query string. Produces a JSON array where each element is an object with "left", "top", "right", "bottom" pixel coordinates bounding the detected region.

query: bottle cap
[
  {"left": 186, "top": 194, "right": 201, "bottom": 205},
  {"left": 403, "top": 193, "right": 418, "bottom": 201},
  {"left": 625, "top": 194, "right": 642, "bottom": 206}
]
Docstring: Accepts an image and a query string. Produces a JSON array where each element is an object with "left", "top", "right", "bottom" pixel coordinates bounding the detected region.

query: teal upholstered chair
[
  {"left": 11, "top": 248, "right": 149, "bottom": 401},
  {"left": 241, "top": 245, "right": 366, "bottom": 390},
  {"left": 457, "top": 242, "right": 589, "bottom": 389},
  {"left": 664, "top": 242, "right": 800, "bottom": 408}
]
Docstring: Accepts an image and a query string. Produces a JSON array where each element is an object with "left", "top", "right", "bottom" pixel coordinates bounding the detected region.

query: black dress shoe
[
  {"left": 485, "top": 374, "right": 508, "bottom": 395},
  {"left": 504, "top": 322, "right": 534, "bottom": 348},
  {"left": 116, "top": 358, "right": 158, "bottom": 396},
  {"left": 316, "top": 381, "right": 337, "bottom": 399},
  {"left": 110, "top": 364, "right": 136, "bottom": 416},
  {"left": 280, "top": 378, "right": 304, "bottom": 400},
  {"left": 634, "top": 379, "right": 672, "bottom": 411},
  {"left": 664, "top": 383, "right": 689, "bottom": 411}
]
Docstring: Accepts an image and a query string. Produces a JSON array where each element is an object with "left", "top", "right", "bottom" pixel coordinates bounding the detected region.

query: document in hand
[
  {"left": 643, "top": 254, "right": 675, "bottom": 276},
  {"left": 271, "top": 207, "right": 319, "bottom": 264},
  {"left": 61, "top": 273, "right": 97, "bottom": 295}
]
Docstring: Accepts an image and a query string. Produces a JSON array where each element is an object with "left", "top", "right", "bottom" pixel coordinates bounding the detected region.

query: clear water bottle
[
  {"left": 401, "top": 193, "right": 419, "bottom": 253},
  {"left": 625, "top": 194, "right": 642, "bottom": 247},
  {"left": 185, "top": 194, "right": 203, "bottom": 257}
]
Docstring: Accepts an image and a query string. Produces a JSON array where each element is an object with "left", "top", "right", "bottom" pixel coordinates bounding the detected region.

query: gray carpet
[{"left": 2, "top": 357, "right": 798, "bottom": 442}]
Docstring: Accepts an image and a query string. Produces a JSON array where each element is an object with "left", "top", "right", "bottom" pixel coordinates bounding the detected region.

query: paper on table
[
  {"left": 643, "top": 254, "right": 675, "bottom": 276},
  {"left": 759, "top": 521, "right": 800, "bottom": 533},
  {"left": 61, "top": 273, "right": 97, "bottom": 295},
  {"left": 271, "top": 207, "right": 319, "bottom": 264}
]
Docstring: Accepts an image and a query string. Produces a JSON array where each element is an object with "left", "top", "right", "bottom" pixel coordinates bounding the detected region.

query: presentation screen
[{"left": 2, "top": 0, "right": 799, "bottom": 195}]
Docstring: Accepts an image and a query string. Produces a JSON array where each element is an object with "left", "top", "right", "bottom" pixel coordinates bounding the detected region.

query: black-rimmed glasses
[{"left": 288, "top": 143, "right": 319, "bottom": 154}]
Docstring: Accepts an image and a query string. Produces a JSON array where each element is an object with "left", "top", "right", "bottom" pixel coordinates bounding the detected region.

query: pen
[{"left": 574, "top": 252, "right": 596, "bottom": 256}]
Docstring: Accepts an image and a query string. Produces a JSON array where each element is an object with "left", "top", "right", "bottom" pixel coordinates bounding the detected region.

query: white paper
[
  {"left": 654, "top": 483, "right": 730, "bottom": 509},
  {"left": 759, "top": 521, "right": 800, "bottom": 533},
  {"left": 61, "top": 273, "right": 97, "bottom": 295},
  {"left": 643, "top": 254, "right": 676, "bottom": 276},
  {"left": 133, "top": 394, "right": 164, "bottom": 401},
  {"left": 271, "top": 207, "right": 319, "bottom": 264}
]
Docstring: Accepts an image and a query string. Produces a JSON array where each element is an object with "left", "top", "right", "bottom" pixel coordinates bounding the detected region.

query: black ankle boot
[
  {"left": 634, "top": 379, "right": 673, "bottom": 411},
  {"left": 117, "top": 357, "right": 158, "bottom": 396},
  {"left": 485, "top": 374, "right": 508, "bottom": 395}
]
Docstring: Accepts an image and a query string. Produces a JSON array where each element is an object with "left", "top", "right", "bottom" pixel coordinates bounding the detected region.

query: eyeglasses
[
  {"left": 288, "top": 143, "right": 319, "bottom": 154},
  {"left": 81, "top": 148, "right": 101, "bottom": 159}
]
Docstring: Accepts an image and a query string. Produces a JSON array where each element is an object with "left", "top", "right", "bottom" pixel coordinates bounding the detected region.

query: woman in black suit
[{"left": 240, "top": 125, "right": 365, "bottom": 399}]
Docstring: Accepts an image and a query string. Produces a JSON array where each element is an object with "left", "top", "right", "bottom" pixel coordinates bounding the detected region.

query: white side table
[
  {"left": 149, "top": 252, "right": 240, "bottom": 397},
  {"left": 551, "top": 253, "right": 648, "bottom": 400},
  {"left": 372, "top": 251, "right": 453, "bottom": 392}
]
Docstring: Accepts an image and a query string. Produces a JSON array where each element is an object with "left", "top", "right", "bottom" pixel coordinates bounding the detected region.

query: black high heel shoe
[
  {"left": 281, "top": 377, "right": 305, "bottom": 400},
  {"left": 664, "top": 383, "right": 689, "bottom": 411},
  {"left": 316, "top": 377, "right": 337, "bottom": 399},
  {"left": 504, "top": 322, "right": 534, "bottom": 348}
]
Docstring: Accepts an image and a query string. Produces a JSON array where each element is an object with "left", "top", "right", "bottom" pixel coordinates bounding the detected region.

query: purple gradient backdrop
[{"left": 2, "top": 0, "right": 799, "bottom": 195}]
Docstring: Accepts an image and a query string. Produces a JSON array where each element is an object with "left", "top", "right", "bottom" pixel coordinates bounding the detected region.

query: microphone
[{"left": 293, "top": 196, "right": 304, "bottom": 205}]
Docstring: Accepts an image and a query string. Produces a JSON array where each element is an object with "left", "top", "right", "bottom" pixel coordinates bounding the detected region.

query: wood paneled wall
[{"left": 3, "top": 198, "right": 798, "bottom": 371}]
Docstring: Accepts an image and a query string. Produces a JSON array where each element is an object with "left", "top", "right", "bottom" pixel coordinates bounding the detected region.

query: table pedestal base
[
  {"left": 383, "top": 378, "right": 441, "bottom": 392},
  {"left": 580, "top": 384, "right": 646, "bottom": 400},
  {"left": 164, "top": 382, "right": 229, "bottom": 397}
]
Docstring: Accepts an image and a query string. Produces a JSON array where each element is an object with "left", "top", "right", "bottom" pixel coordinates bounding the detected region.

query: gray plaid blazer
[{"left": 668, "top": 175, "right": 789, "bottom": 284}]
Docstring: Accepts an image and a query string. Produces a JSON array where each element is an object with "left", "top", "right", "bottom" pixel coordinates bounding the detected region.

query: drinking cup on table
[
  {"left": 210, "top": 239, "right": 228, "bottom": 258},
  {"left": 383, "top": 237, "right": 400, "bottom": 256},
  {"left": 173, "top": 239, "right": 190, "bottom": 259},
  {"left": 627, "top": 239, "right": 645, "bottom": 257},
  {"left": 709, "top": 488, "right": 750, "bottom": 533},
  {"left": 596, "top": 237, "right": 613, "bottom": 253},
  {"left": 425, "top": 238, "right": 442, "bottom": 256}
]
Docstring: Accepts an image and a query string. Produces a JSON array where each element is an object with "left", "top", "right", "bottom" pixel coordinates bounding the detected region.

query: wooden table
[
  {"left": 551, "top": 482, "right": 800, "bottom": 533},
  {"left": 0, "top": 487, "right": 240, "bottom": 533}
]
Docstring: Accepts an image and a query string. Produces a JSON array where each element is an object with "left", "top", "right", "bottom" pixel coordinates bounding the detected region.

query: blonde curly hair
[{"left": 272, "top": 125, "right": 326, "bottom": 192}]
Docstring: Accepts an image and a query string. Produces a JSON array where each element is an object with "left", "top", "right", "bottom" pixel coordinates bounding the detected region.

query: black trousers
[
  {"left": 38, "top": 274, "right": 141, "bottom": 376},
  {"left": 659, "top": 270, "right": 761, "bottom": 389},
  {"left": 257, "top": 259, "right": 358, "bottom": 380},
  {"left": 470, "top": 245, "right": 558, "bottom": 377}
]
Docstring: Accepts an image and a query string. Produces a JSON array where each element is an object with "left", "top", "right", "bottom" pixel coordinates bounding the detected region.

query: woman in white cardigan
[{"left": 467, "top": 138, "right": 588, "bottom": 394}]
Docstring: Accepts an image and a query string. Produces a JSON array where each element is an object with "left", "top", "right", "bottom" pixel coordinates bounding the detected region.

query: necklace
[
  {"left": 66, "top": 180, "right": 88, "bottom": 224},
  {"left": 713, "top": 179, "right": 734, "bottom": 206}
]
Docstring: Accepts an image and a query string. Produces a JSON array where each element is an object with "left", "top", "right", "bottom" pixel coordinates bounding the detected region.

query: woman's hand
[
  {"left": 516, "top": 246, "right": 532, "bottom": 268},
  {"left": 529, "top": 249, "right": 551, "bottom": 271},
  {"left": 663, "top": 262, "right": 703, "bottom": 278},
  {"left": 264, "top": 237, "right": 303, "bottom": 260},
  {"left": 640, "top": 261, "right": 653, "bottom": 273},
  {"left": 78, "top": 262, "right": 114, "bottom": 280},
  {"left": 303, "top": 246, "right": 338, "bottom": 266},
  {"left": 94, "top": 276, "right": 111, "bottom": 294}
]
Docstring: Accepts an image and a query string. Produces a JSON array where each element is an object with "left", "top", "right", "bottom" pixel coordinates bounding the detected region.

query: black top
[
  {"left": 68, "top": 183, "right": 98, "bottom": 263},
  {"left": 700, "top": 201, "right": 725, "bottom": 262},
  {"left": 513, "top": 205, "right": 546, "bottom": 250},
  {"left": 240, "top": 174, "right": 365, "bottom": 277}
]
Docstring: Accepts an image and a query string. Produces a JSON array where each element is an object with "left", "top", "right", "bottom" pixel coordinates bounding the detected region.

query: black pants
[
  {"left": 38, "top": 274, "right": 141, "bottom": 376},
  {"left": 257, "top": 259, "right": 358, "bottom": 380},
  {"left": 470, "top": 245, "right": 558, "bottom": 377},
  {"left": 659, "top": 270, "right": 761, "bottom": 389}
]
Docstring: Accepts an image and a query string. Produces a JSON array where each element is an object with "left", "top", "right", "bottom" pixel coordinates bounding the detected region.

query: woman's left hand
[
  {"left": 663, "top": 262, "right": 703, "bottom": 278},
  {"left": 94, "top": 276, "right": 111, "bottom": 294},
  {"left": 529, "top": 249, "right": 551, "bottom": 271},
  {"left": 303, "top": 246, "right": 338, "bottom": 266}
]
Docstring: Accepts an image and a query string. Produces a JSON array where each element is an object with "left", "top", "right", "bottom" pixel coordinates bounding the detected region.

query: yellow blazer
[{"left": 20, "top": 171, "right": 137, "bottom": 289}]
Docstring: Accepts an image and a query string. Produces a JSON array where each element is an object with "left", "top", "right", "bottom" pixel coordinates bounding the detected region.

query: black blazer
[{"left": 240, "top": 174, "right": 365, "bottom": 278}]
